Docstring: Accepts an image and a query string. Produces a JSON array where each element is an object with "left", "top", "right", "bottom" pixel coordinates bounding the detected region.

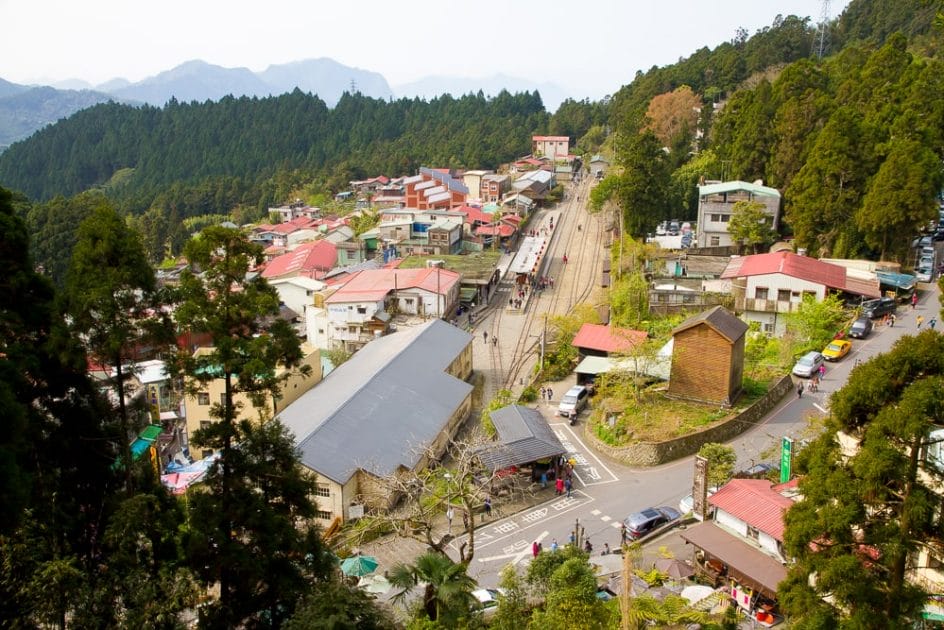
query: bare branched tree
[{"left": 345, "top": 432, "right": 535, "bottom": 565}]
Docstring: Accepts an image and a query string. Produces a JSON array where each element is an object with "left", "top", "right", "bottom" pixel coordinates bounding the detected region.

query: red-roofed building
[
  {"left": 261, "top": 240, "right": 338, "bottom": 281},
  {"left": 571, "top": 323, "right": 647, "bottom": 357},
  {"left": 402, "top": 167, "right": 468, "bottom": 210},
  {"left": 312, "top": 268, "right": 461, "bottom": 350},
  {"left": 721, "top": 251, "right": 881, "bottom": 335},
  {"left": 680, "top": 478, "right": 797, "bottom": 603},
  {"left": 709, "top": 478, "right": 796, "bottom": 546}
]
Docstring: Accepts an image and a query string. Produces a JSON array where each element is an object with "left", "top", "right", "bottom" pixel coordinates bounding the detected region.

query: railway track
[{"left": 480, "top": 176, "right": 606, "bottom": 397}]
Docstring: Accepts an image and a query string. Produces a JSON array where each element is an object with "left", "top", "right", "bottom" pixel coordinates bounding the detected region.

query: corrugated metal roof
[
  {"left": 280, "top": 320, "right": 473, "bottom": 484},
  {"left": 572, "top": 323, "right": 647, "bottom": 353},
  {"left": 477, "top": 406, "right": 566, "bottom": 470},
  {"left": 709, "top": 479, "right": 795, "bottom": 541},
  {"left": 698, "top": 180, "right": 780, "bottom": 198}
]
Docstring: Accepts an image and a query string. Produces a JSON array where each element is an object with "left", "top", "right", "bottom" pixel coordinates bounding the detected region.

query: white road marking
[
  {"left": 551, "top": 424, "right": 620, "bottom": 486},
  {"left": 611, "top": 521, "right": 623, "bottom": 528},
  {"left": 813, "top": 403, "right": 828, "bottom": 413},
  {"left": 601, "top": 515, "right": 612, "bottom": 522},
  {"left": 591, "top": 509, "right": 601, "bottom": 516}
]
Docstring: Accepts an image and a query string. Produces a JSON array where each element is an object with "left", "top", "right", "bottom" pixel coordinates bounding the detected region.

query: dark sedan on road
[{"left": 623, "top": 506, "right": 681, "bottom": 540}]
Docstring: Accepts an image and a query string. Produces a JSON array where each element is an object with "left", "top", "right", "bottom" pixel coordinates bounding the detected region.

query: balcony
[{"left": 741, "top": 298, "right": 801, "bottom": 314}]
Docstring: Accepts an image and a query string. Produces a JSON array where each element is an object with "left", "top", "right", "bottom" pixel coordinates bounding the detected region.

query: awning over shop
[
  {"left": 680, "top": 521, "right": 787, "bottom": 599},
  {"left": 575, "top": 355, "right": 624, "bottom": 375},
  {"left": 876, "top": 271, "right": 915, "bottom": 291},
  {"left": 459, "top": 287, "right": 478, "bottom": 303}
]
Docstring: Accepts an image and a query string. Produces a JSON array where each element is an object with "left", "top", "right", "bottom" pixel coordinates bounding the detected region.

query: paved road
[{"left": 458, "top": 186, "right": 943, "bottom": 587}]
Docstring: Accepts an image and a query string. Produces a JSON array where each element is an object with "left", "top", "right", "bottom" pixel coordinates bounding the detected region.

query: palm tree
[
  {"left": 388, "top": 552, "right": 477, "bottom": 623},
  {"left": 621, "top": 594, "right": 712, "bottom": 629}
]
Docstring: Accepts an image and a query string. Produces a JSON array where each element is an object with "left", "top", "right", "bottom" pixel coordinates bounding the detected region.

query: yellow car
[{"left": 822, "top": 339, "right": 851, "bottom": 362}]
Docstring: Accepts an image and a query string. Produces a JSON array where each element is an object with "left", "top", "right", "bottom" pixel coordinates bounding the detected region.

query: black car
[
  {"left": 848, "top": 317, "right": 873, "bottom": 339},
  {"left": 860, "top": 297, "right": 896, "bottom": 319},
  {"left": 623, "top": 506, "right": 681, "bottom": 540}
]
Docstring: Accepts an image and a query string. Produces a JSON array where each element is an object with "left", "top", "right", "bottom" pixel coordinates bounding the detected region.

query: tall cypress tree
[{"left": 172, "top": 226, "right": 323, "bottom": 627}]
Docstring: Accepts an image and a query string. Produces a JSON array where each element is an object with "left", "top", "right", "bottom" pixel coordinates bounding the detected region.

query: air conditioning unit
[{"left": 426, "top": 259, "right": 446, "bottom": 269}]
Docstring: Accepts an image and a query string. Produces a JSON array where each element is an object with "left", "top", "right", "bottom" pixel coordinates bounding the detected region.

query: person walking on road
[
  {"left": 532, "top": 541, "right": 540, "bottom": 558},
  {"left": 818, "top": 364, "right": 826, "bottom": 379},
  {"left": 918, "top": 315, "right": 925, "bottom": 329},
  {"left": 620, "top": 523, "right": 629, "bottom": 546},
  {"left": 483, "top": 330, "right": 488, "bottom": 344},
  {"left": 930, "top": 318, "right": 937, "bottom": 330},
  {"left": 912, "top": 292, "right": 919, "bottom": 309},
  {"left": 797, "top": 382, "right": 804, "bottom": 399},
  {"left": 890, "top": 313, "right": 896, "bottom": 327},
  {"left": 446, "top": 506, "right": 454, "bottom": 533},
  {"left": 564, "top": 477, "right": 573, "bottom": 498},
  {"left": 555, "top": 477, "right": 564, "bottom": 496}
]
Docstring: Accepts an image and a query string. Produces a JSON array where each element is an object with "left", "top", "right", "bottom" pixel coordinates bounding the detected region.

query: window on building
[
  {"left": 315, "top": 484, "right": 330, "bottom": 497},
  {"left": 405, "top": 299, "right": 414, "bottom": 306},
  {"left": 721, "top": 214, "right": 730, "bottom": 222},
  {"left": 926, "top": 428, "right": 944, "bottom": 471},
  {"left": 747, "top": 525, "right": 759, "bottom": 541},
  {"left": 710, "top": 236, "right": 720, "bottom": 247},
  {"left": 316, "top": 510, "right": 333, "bottom": 520},
  {"left": 777, "top": 289, "right": 792, "bottom": 302},
  {"left": 762, "top": 322, "right": 775, "bottom": 334},
  {"left": 929, "top": 552, "right": 944, "bottom": 571},
  {"left": 710, "top": 214, "right": 721, "bottom": 222},
  {"left": 755, "top": 287, "right": 769, "bottom": 300},
  {"left": 357, "top": 306, "right": 367, "bottom": 314},
  {"left": 197, "top": 392, "right": 210, "bottom": 406}
]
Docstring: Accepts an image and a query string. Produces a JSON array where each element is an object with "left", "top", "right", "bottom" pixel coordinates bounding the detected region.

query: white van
[{"left": 557, "top": 385, "right": 589, "bottom": 418}]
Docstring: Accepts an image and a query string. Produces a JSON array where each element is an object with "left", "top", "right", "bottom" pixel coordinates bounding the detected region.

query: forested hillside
[
  {"left": 709, "top": 33, "right": 944, "bottom": 261},
  {"left": 0, "top": 89, "right": 546, "bottom": 203}
]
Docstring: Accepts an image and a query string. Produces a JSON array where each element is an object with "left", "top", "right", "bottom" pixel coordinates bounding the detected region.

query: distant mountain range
[{"left": 0, "top": 58, "right": 572, "bottom": 150}]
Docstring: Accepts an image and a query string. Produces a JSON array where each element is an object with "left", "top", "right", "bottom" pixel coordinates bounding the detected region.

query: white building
[{"left": 696, "top": 180, "right": 781, "bottom": 249}]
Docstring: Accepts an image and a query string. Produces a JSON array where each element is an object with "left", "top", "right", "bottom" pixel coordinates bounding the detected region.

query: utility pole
[{"left": 620, "top": 541, "right": 634, "bottom": 630}]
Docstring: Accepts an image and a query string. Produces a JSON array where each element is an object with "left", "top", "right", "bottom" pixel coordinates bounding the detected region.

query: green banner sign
[{"left": 780, "top": 437, "right": 793, "bottom": 483}]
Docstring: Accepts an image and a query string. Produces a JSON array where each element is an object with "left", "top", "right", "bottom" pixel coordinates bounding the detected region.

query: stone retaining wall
[{"left": 582, "top": 374, "right": 795, "bottom": 467}]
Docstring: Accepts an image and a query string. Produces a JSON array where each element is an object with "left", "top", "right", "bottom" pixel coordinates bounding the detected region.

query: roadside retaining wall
[{"left": 582, "top": 374, "right": 795, "bottom": 467}]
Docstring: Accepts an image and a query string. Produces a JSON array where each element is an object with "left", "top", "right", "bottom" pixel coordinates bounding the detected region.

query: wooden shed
[{"left": 667, "top": 306, "right": 748, "bottom": 406}]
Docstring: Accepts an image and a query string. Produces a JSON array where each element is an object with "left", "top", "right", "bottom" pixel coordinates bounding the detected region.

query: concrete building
[
  {"left": 696, "top": 180, "right": 781, "bottom": 249},
  {"left": 462, "top": 170, "right": 493, "bottom": 201},
  {"left": 720, "top": 251, "right": 881, "bottom": 335},
  {"left": 183, "top": 345, "right": 322, "bottom": 460},
  {"left": 532, "top": 135, "right": 569, "bottom": 161},
  {"left": 481, "top": 174, "right": 511, "bottom": 203},
  {"left": 310, "top": 267, "right": 461, "bottom": 351},
  {"left": 279, "top": 320, "right": 474, "bottom": 524}
]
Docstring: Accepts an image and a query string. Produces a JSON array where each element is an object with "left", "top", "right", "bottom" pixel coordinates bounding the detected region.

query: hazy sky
[{"left": 1, "top": 0, "right": 848, "bottom": 99}]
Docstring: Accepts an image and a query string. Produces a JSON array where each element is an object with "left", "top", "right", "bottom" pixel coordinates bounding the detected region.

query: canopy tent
[{"left": 160, "top": 452, "right": 220, "bottom": 494}]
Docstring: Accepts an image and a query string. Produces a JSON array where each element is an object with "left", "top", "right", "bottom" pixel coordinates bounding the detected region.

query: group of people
[
  {"left": 539, "top": 386, "right": 554, "bottom": 403},
  {"left": 531, "top": 536, "right": 597, "bottom": 558}
]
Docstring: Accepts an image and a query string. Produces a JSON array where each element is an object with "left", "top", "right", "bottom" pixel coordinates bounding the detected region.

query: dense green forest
[{"left": 0, "top": 89, "right": 547, "bottom": 203}]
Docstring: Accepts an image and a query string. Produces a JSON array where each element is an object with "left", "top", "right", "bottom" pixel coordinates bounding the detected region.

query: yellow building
[{"left": 184, "top": 344, "right": 322, "bottom": 460}]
